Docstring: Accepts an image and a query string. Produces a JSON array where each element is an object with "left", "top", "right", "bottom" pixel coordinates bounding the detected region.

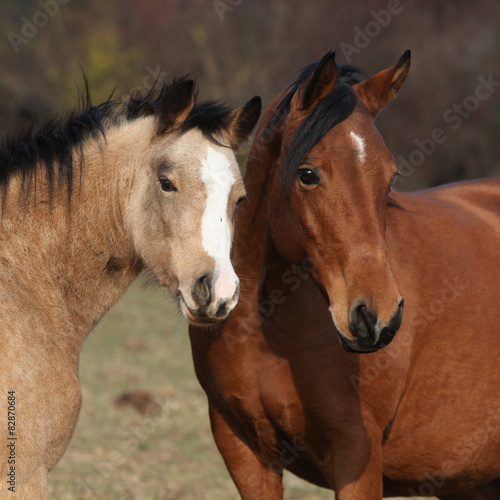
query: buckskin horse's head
[
  {"left": 125, "top": 79, "right": 261, "bottom": 326},
  {"left": 268, "top": 51, "right": 410, "bottom": 352}
]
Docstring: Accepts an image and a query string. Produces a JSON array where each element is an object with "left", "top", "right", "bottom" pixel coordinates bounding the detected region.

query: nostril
[
  {"left": 388, "top": 298, "right": 404, "bottom": 334},
  {"left": 216, "top": 301, "right": 227, "bottom": 318},
  {"left": 192, "top": 273, "right": 212, "bottom": 307},
  {"left": 349, "top": 302, "right": 378, "bottom": 339},
  {"left": 358, "top": 304, "right": 369, "bottom": 333}
]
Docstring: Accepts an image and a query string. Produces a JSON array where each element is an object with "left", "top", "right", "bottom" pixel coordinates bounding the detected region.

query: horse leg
[
  {"left": 440, "top": 479, "right": 500, "bottom": 500},
  {"left": 328, "top": 446, "right": 383, "bottom": 500},
  {"left": 209, "top": 406, "right": 284, "bottom": 500},
  {"left": 312, "top": 421, "right": 384, "bottom": 500}
]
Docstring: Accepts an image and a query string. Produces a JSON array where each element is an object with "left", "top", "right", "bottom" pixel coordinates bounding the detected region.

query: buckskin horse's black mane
[{"left": 0, "top": 76, "right": 234, "bottom": 202}]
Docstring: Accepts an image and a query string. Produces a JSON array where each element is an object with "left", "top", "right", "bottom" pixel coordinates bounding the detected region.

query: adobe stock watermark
[
  {"left": 350, "top": 276, "right": 466, "bottom": 395},
  {"left": 213, "top": 0, "right": 243, "bottom": 22},
  {"left": 7, "top": 0, "right": 71, "bottom": 54},
  {"left": 129, "top": 65, "right": 170, "bottom": 97},
  {"left": 406, "top": 405, "right": 500, "bottom": 497},
  {"left": 59, "top": 396, "right": 176, "bottom": 500},
  {"left": 223, "top": 256, "right": 317, "bottom": 352},
  {"left": 268, "top": 439, "right": 306, "bottom": 475},
  {"left": 395, "top": 73, "right": 500, "bottom": 186},
  {"left": 251, "top": 107, "right": 287, "bottom": 157},
  {"left": 340, "top": 0, "right": 405, "bottom": 63}
]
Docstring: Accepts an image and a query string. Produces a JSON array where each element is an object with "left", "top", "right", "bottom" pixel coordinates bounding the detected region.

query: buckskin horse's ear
[
  {"left": 157, "top": 79, "right": 195, "bottom": 135},
  {"left": 226, "top": 96, "right": 262, "bottom": 148},
  {"left": 295, "top": 50, "right": 338, "bottom": 111},
  {"left": 354, "top": 50, "right": 411, "bottom": 116}
]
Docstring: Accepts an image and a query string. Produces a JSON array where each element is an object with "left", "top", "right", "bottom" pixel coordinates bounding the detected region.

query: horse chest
[{"left": 211, "top": 336, "right": 307, "bottom": 452}]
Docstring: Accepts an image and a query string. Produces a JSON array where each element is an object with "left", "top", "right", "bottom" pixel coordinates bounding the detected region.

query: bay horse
[
  {"left": 190, "top": 51, "right": 500, "bottom": 499},
  {"left": 0, "top": 77, "right": 260, "bottom": 498}
]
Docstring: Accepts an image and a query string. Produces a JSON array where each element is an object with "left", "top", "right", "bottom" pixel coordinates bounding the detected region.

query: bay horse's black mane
[
  {"left": 0, "top": 76, "right": 234, "bottom": 202},
  {"left": 264, "top": 59, "right": 365, "bottom": 192}
]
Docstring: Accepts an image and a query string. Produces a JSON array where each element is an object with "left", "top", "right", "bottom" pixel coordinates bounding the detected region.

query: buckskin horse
[
  {"left": 0, "top": 78, "right": 260, "bottom": 498},
  {"left": 190, "top": 51, "right": 500, "bottom": 499}
]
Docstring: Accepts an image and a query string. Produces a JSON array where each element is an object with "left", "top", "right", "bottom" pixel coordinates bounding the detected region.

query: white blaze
[
  {"left": 200, "top": 145, "right": 238, "bottom": 303},
  {"left": 350, "top": 131, "right": 366, "bottom": 163}
]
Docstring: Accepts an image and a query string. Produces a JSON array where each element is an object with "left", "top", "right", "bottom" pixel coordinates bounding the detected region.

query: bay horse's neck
[
  {"left": 0, "top": 120, "right": 153, "bottom": 348},
  {"left": 233, "top": 102, "right": 284, "bottom": 282}
]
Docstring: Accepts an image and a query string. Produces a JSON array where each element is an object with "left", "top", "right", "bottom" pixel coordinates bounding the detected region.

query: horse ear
[
  {"left": 296, "top": 50, "right": 338, "bottom": 111},
  {"left": 157, "top": 79, "right": 195, "bottom": 135},
  {"left": 226, "top": 96, "right": 262, "bottom": 148},
  {"left": 354, "top": 50, "right": 411, "bottom": 116}
]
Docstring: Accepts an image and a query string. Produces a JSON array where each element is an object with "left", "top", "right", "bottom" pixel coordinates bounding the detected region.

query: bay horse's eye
[
  {"left": 159, "top": 178, "right": 177, "bottom": 192},
  {"left": 298, "top": 168, "right": 320, "bottom": 185},
  {"left": 389, "top": 172, "right": 400, "bottom": 191},
  {"left": 236, "top": 196, "right": 248, "bottom": 206}
]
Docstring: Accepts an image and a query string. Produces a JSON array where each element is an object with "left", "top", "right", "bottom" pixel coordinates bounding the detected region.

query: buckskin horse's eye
[
  {"left": 298, "top": 168, "right": 320, "bottom": 185},
  {"left": 159, "top": 178, "right": 177, "bottom": 192}
]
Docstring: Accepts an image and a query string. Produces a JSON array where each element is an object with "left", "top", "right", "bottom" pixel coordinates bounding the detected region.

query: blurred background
[
  {"left": 0, "top": 1, "right": 498, "bottom": 498},
  {"left": 1, "top": 0, "right": 499, "bottom": 190}
]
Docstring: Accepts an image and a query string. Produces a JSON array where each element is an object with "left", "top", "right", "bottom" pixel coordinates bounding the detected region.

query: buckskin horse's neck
[{"left": 0, "top": 123, "right": 147, "bottom": 349}]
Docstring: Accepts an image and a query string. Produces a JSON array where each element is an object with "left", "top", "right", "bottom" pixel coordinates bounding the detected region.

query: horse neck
[
  {"left": 233, "top": 106, "right": 283, "bottom": 283},
  {"left": 0, "top": 120, "right": 151, "bottom": 347}
]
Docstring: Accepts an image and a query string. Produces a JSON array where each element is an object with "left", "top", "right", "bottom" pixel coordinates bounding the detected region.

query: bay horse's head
[
  {"left": 268, "top": 51, "right": 410, "bottom": 352},
  {"left": 127, "top": 79, "right": 261, "bottom": 325}
]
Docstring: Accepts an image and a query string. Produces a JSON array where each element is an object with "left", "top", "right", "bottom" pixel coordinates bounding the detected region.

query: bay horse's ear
[
  {"left": 296, "top": 50, "right": 338, "bottom": 111},
  {"left": 354, "top": 50, "right": 411, "bottom": 116},
  {"left": 226, "top": 96, "right": 262, "bottom": 148},
  {"left": 157, "top": 79, "right": 195, "bottom": 135}
]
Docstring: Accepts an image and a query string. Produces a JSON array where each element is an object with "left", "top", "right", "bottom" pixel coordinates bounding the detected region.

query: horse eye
[
  {"left": 390, "top": 172, "right": 399, "bottom": 189},
  {"left": 159, "top": 178, "right": 176, "bottom": 192},
  {"left": 236, "top": 196, "right": 248, "bottom": 206},
  {"left": 298, "top": 168, "right": 320, "bottom": 185}
]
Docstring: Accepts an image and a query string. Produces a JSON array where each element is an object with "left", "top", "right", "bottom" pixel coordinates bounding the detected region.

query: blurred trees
[{"left": 0, "top": 0, "right": 498, "bottom": 190}]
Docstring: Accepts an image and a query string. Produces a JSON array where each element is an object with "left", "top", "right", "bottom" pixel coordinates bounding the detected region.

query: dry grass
[
  {"left": 48, "top": 283, "right": 428, "bottom": 499},
  {"left": 48, "top": 283, "right": 332, "bottom": 499}
]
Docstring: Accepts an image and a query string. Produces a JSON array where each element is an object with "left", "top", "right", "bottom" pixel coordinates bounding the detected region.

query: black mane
[
  {"left": 126, "top": 77, "right": 233, "bottom": 138},
  {"left": 0, "top": 76, "right": 233, "bottom": 203},
  {"left": 264, "top": 61, "right": 364, "bottom": 193}
]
